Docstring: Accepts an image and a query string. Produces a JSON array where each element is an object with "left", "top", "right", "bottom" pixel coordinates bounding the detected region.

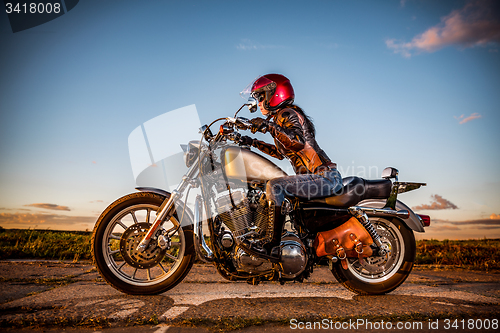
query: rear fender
[{"left": 357, "top": 198, "right": 425, "bottom": 232}]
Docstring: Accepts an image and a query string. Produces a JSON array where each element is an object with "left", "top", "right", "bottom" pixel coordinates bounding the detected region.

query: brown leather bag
[{"left": 314, "top": 217, "right": 374, "bottom": 269}]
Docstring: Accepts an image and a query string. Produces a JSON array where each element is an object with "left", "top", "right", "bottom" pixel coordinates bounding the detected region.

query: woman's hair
[{"left": 289, "top": 105, "right": 316, "bottom": 136}]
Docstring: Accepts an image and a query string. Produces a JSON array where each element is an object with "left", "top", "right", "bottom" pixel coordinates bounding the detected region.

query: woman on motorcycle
[{"left": 241, "top": 74, "right": 342, "bottom": 255}]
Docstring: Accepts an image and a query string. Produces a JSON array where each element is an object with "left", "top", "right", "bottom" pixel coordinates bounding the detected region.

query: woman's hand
[
  {"left": 239, "top": 135, "right": 254, "bottom": 146},
  {"left": 250, "top": 117, "right": 269, "bottom": 134}
]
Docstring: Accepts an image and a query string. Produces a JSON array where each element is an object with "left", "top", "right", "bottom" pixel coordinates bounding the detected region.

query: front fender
[
  {"left": 135, "top": 187, "right": 194, "bottom": 227},
  {"left": 357, "top": 198, "right": 425, "bottom": 232}
]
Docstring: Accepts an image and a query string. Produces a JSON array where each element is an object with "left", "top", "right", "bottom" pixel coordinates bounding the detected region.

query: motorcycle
[{"left": 91, "top": 98, "right": 430, "bottom": 296}]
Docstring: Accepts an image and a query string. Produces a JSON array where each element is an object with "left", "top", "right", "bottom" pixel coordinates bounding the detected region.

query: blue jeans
[{"left": 266, "top": 169, "right": 342, "bottom": 206}]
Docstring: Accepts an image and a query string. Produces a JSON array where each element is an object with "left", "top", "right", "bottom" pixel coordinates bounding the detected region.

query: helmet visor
[
  {"left": 239, "top": 76, "right": 276, "bottom": 101},
  {"left": 239, "top": 76, "right": 259, "bottom": 100}
]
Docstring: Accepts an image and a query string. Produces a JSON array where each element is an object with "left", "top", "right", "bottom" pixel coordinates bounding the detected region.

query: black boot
[{"left": 263, "top": 201, "right": 286, "bottom": 255}]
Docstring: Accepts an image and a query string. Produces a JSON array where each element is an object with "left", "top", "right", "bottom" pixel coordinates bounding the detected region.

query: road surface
[{"left": 0, "top": 261, "right": 498, "bottom": 332}]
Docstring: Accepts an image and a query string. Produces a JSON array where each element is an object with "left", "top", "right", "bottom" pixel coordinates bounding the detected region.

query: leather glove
[
  {"left": 250, "top": 117, "right": 269, "bottom": 134},
  {"left": 239, "top": 135, "right": 254, "bottom": 146}
]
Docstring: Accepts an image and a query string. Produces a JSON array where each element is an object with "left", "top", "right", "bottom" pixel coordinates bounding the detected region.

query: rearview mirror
[{"left": 247, "top": 97, "right": 257, "bottom": 113}]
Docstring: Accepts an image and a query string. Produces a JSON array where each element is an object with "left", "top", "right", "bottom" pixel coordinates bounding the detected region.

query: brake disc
[
  {"left": 357, "top": 228, "right": 395, "bottom": 275},
  {"left": 120, "top": 223, "right": 166, "bottom": 269}
]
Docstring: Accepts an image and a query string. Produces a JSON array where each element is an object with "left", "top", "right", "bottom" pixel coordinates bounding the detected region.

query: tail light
[{"left": 417, "top": 214, "right": 431, "bottom": 227}]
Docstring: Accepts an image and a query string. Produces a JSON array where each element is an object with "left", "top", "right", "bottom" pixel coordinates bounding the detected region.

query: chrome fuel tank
[{"left": 222, "top": 146, "right": 287, "bottom": 182}]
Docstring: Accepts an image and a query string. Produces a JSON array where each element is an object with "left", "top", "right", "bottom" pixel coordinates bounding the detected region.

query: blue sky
[{"left": 1, "top": 0, "right": 499, "bottom": 239}]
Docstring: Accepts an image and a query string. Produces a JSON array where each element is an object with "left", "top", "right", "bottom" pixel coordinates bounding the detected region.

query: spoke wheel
[
  {"left": 331, "top": 217, "right": 416, "bottom": 295},
  {"left": 92, "top": 192, "right": 194, "bottom": 295},
  {"left": 120, "top": 222, "right": 167, "bottom": 270}
]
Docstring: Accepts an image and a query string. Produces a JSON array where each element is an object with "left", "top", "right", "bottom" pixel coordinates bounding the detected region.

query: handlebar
[
  {"left": 228, "top": 117, "right": 267, "bottom": 134},
  {"left": 226, "top": 116, "right": 252, "bottom": 130},
  {"left": 208, "top": 117, "right": 249, "bottom": 146},
  {"left": 203, "top": 101, "right": 266, "bottom": 146}
]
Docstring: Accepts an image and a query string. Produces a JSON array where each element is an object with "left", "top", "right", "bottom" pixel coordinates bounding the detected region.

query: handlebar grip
[
  {"left": 236, "top": 118, "right": 252, "bottom": 131},
  {"left": 251, "top": 124, "right": 267, "bottom": 134}
]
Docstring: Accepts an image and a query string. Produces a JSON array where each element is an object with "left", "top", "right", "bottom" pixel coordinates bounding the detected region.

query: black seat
[{"left": 307, "top": 176, "right": 392, "bottom": 208}]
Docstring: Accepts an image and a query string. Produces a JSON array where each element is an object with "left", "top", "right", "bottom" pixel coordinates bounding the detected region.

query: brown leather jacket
[{"left": 252, "top": 107, "right": 336, "bottom": 174}]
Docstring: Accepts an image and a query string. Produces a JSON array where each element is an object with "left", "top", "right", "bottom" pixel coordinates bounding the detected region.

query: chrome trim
[
  {"left": 381, "top": 167, "right": 399, "bottom": 181},
  {"left": 136, "top": 158, "right": 200, "bottom": 252},
  {"left": 357, "top": 199, "right": 425, "bottom": 232},
  {"left": 348, "top": 207, "right": 388, "bottom": 253},
  {"left": 136, "top": 190, "right": 181, "bottom": 253},
  {"left": 221, "top": 232, "right": 234, "bottom": 248},
  {"left": 351, "top": 206, "right": 410, "bottom": 219},
  {"left": 247, "top": 97, "right": 258, "bottom": 113},
  {"left": 135, "top": 187, "right": 195, "bottom": 226},
  {"left": 302, "top": 207, "right": 348, "bottom": 212},
  {"left": 194, "top": 195, "right": 214, "bottom": 263}
]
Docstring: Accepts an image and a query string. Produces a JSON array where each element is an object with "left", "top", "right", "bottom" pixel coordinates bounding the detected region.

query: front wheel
[
  {"left": 331, "top": 217, "right": 416, "bottom": 295},
  {"left": 91, "top": 192, "right": 195, "bottom": 295}
]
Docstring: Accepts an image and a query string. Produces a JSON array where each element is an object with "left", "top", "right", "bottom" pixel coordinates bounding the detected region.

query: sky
[{"left": 0, "top": 0, "right": 499, "bottom": 240}]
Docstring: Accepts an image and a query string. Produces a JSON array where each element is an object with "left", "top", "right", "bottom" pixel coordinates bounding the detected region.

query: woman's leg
[{"left": 265, "top": 170, "right": 342, "bottom": 252}]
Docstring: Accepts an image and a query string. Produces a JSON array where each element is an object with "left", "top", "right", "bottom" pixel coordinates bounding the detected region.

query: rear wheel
[
  {"left": 91, "top": 192, "right": 195, "bottom": 295},
  {"left": 331, "top": 217, "right": 415, "bottom": 295}
]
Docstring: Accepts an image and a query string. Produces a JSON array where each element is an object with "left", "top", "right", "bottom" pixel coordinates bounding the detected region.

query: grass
[
  {"left": 0, "top": 227, "right": 92, "bottom": 261},
  {"left": 0, "top": 227, "right": 499, "bottom": 271},
  {"left": 415, "top": 238, "right": 500, "bottom": 271}
]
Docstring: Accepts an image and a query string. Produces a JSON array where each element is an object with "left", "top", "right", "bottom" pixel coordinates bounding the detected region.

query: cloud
[
  {"left": 387, "top": 0, "right": 500, "bottom": 57},
  {"left": 0, "top": 212, "right": 95, "bottom": 226},
  {"left": 236, "top": 39, "right": 282, "bottom": 50},
  {"left": 428, "top": 217, "right": 500, "bottom": 232},
  {"left": 24, "top": 203, "right": 71, "bottom": 211},
  {"left": 491, "top": 213, "right": 500, "bottom": 219},
  {"left": 455, "top": 113, "right": 482, "bottom": 124},
  {"left": 434, "top": 218, "right": 500, "bottom": 226},
  {"left": 429, "top": 225, "right": 461, "bottom": 232},
  {"left": 400, "top": 0, "right": 407, "bottom": 8},
  {"left": 385, "top": 39, "right": 412, "bottom": 58},
  {"left": 413, "top": 194, "right": 458, "bottom": 210}
]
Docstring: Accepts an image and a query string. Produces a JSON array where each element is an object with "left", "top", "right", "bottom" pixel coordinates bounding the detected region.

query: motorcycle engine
[
  {"left": 216, "top": 188, "right": 307, "bottom": 279},
  {"left": 230, "top": 232, "right": 308, "bottom": 278},
  {"left": 216, "top": 189, "right": 270, "bottom": 241},
  {"left": 233, "top": 246, "right": 273, "bottom": 273}
]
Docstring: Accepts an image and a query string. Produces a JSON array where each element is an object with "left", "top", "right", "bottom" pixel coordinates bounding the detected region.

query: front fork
[{"left": 136, "top": 163, "right": 199, "bottom": 253}]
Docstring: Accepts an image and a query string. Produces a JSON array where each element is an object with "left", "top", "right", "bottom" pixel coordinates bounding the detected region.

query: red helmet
[{"left": 251, "top": 74, "right": 294, "bottom": 111}]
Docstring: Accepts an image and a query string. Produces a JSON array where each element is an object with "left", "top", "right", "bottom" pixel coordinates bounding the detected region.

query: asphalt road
[{"left": 0, "top": 261, "right": 499, "bottom": 332}]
